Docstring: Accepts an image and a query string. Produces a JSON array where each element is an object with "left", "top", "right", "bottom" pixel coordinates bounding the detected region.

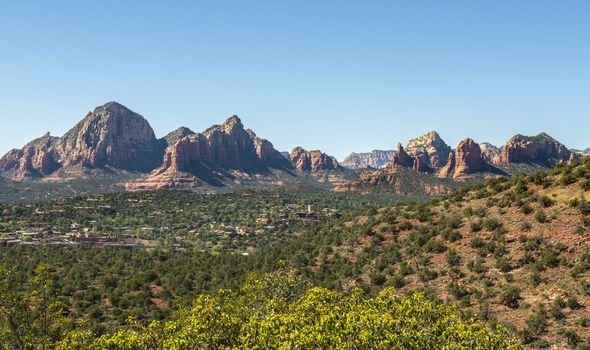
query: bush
[
  {"left": 500, "top": 286, "right": 521, "bottom": 308},
  {"left": 519, "top": 222, "right": 532, "bottom": 232},
  {"left": 535, "top": 210, "right": 547, "bottom": 223},
  {"left": 525, "top": 306, "right": 548, "bottom": 335},
  {"left": 470, "top": 221, "right": 483, "bottom": 233},
  {"left": 540, "top": 196, "right": 554, "bottom": 208},
  {"left": 446, "top": 249, "right": 462, "bottom": 267},
  {"left": 483, "top": 218, "right": 503, "bottom": 232},
  {"left": 520, "top": 203, "right": 533, "bottom": 215}
]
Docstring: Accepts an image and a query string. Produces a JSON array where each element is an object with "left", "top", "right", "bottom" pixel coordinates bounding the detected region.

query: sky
[{"left": 0, "top": 1, "right": 589, "bottom": 161}]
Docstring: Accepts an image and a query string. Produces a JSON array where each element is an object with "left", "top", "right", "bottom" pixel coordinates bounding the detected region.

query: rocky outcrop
[
  {"left": 437, "top": 151, "right": 455, "bottom": 178},
  {"left": 126, "top": 116, "right": 291, "bottom": 189},
  {"left": 341, "top": 150, "right": 396, "bottom": 169},
  {"left": 412, "top": 154, "right": 432, "bottom": 172},
  {"left": 0, "top": 133, "right": 60, "bottom": 180},
  {"left": 480, "top": 143, "right": 501, "bottom": 164},
  {"left": 453, "top": 138, "right": 485, "bottom": 179},
  {"left": 436, "top": 139, "right": 487, "bottom": 180},
  {"left": 0, "top": 102, "right": 163, "bottom": 180},
  {"left": 391, "top": 143, "right": 414, "bottom": 168},
  {"left": 499, "top": 133, "right": 571, "bottom": 166},
  {"left": 290, "top": 147, "right": 339, "bottom": 172},
  {"left": 405, "top": 131, "right": 451, "bottom": 168}
]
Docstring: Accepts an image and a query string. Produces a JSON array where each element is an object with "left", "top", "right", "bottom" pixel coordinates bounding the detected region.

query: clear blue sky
[{"left": 1, "top": 0, "right": 589, "bottom": 160}]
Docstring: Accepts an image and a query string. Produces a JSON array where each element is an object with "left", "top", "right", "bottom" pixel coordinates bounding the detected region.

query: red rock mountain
[
  {"left": 498, "top": 132, "right": 571, "bottom": 166},
  {"left": 289, "top": 147, "right": 340, "bottom": 172},
  {"left": 452, "top": 138, "right": 486, "bottom": 179},
  {"left": 0, "top": 102, "right": 163, "bottom": 180},
  {"left": 436, "top": 138, "right": 487, "bottom": 180},
  {"left": 126, "top": 116, "right": 291, "bottom": 189}
]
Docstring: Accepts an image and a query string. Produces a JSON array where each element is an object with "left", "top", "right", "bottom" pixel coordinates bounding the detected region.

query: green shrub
[
  {"left": 535, "top": 210, "right": 547, "bottom": 223},
  {"left": 500, "top": 286, "right": 521, "bottom": 308}
]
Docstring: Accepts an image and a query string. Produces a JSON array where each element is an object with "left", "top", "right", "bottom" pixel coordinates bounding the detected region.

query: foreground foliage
[
  {"left": 55, "top": 270, "right": 518, "bottom": 349},
  {"left": 0, "top": 267, "right": 519, "bottom": 349}
]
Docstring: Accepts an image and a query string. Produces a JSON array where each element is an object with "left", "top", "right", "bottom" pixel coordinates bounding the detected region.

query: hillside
[{"left": 315, "top": 156, "right": 590, "bottom": 348}]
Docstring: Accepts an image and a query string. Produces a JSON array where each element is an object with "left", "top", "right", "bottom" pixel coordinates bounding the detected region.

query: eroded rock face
[
  {"left": 437, "top": 151, "right": 455, "bottom": 178},
  {"left": 499, "top": 133, "right": 571, "bottom": 166},
  {"left": 453, "top": 138, "right": 485, "bottom": 179},
  {"left": 54, "top": 102, "right": 162, "bottom": 171},
  {"left": 0, "top": 102, "right": 163, "bottom": 180},
  {"left": 290, "top": 147, "right": 339, "bottom": 172},
  {"left": 412, "top": 154, "right": 432, "bottom": 172},
  {"left": 391, "top": 143, "right": 414, "bottom": 168},
  {"left": 405, "top": 131, "right": 451, "bottom": 168},
  {"left": 0, "top": 133, "right": 60, "bottom": 180},
  {"left": 341, "top": 150, "right": 396, "bottom": 169},
  {"left": 126, "top": 116, "right": 292, "bottom": 189}
]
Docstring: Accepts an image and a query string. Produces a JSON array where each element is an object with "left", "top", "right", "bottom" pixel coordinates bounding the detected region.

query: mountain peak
[{"left": 405, "top": 131, "right": 451, "bottom": 168}]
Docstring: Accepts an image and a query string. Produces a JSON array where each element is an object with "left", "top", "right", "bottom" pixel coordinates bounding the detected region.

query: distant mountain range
[
  {"left": 341, "top": 150, "right": 396, "bottom": 169},
  {"left": 0, "top": 102, "right": 584, "bottom": 194}
]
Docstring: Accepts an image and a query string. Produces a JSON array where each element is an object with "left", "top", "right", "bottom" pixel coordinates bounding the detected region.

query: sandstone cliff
[
  {"left": 499, "top": 132, "right": 571, "bottom": 166},
  {"left": 290, "top": 147, "right": 340, "bottom": 172},
  {"left": 453, "top": 138, "right": 485, "bottom": 179},
  {"left": 126, "top": 116, "right": 291, "bottom": 189}
]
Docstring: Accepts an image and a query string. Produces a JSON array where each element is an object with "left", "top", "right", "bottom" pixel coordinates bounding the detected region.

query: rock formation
[
  {"left": 412, "top": 154, "right": 432, "bottom": 172},
  {"left": 341, "top": 150, "right": 396, "bottom": 169},
  {"left": 405, "top": 131, "right": 452, "bottom": 168},
  {"left": 290, "top": 147, "right": 339, "bottom": 172},
  {"left": 391, "top": 143, "right": 414, "bottom": 168},
  {"left": 0, "top": 133, "right": 60, "bottom": 180},
  {"left": 479, "top": 143, "right": 501, "bottom": 164},
  {"left": 499, "top": 133, "right": 571, "bottom": 166},
  {"left": 126, "top": 116, "right": 291, "bottom": 189},
  {"left": 437, "top": 151, "right": 455, "bottom": 178},
  {"left": 453, "top": 138, "right": 485, "bottom": 179},
  {"left": 436, "top": 139, "right": 487, "bottom": 180},
  {"left": 0, "top": 102, "right": 163, "bottom": 180},
  {"left": 163, "top": 127, "right": 195, "bottom": 148}
]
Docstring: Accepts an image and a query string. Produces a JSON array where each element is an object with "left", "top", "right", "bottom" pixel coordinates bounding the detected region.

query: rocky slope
[
  {"left": 498, "top": 133, "right": 571, "bottom": 166},
  {"left": 290, "top": 147, "right": 340, "bottom": 172},
  {"left": 125, "top": 116, "right": 292, "bottom": 190},
  {"left": 327, "top": 157, "right": 590, "bottom": 348},
  {"left": 333, "top": 166, "right": 454, "bottom": 196},
  {"left": 0, "top": 102, "right": 163, "bottom": 180},
  {"left": 340, "top": 150, "right": 396, "bottom": 169}
]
